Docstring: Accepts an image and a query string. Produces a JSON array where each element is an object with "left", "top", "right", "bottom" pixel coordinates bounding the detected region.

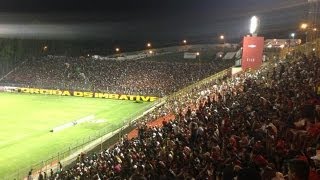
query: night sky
[{"left": 0, "top": 0, "right": 309, "bottom": 45}]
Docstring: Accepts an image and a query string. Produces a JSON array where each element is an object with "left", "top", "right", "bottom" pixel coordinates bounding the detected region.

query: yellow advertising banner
[{"left": 17, "top": 87, "right": 157, "bottom": 102}]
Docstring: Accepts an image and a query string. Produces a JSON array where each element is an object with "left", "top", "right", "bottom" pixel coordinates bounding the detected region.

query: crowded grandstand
[
  {"left": 0, "top": 49, "right": 234, "bottom": 97},
  {"left": 37, "top": 51, "right": 319, "bottom": 180},
  {"left": 1, "top": 1, "right": 320, "bottom": 180},
  {"left": 1, "top": 30, "right": 320, "bottom": 180},
  {"left": 1, "top": 42, "right": 316, "bottom": 180}
]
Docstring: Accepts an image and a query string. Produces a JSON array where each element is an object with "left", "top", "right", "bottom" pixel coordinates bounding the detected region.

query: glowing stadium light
[
  {"left": 183, "top": 40, "right": 187, "bottom": 44},
  {"left": 250, "top": 16, "right": 259, "bottom": 35},
  {"left": 290, "top": 33, "right": 295, "bottom": 47},
  {"left": 300, "top": 23, "right": 308, "bottom": 30},
  {"left": 115, "top": 48, "right": 120, "bottom": 52},
  {"left": 220, "top": 35, "right": 224, "bottom": 40},
  {"left": 196, "top": 52, "right": 200, "bottom": 56},
  {"left": 147, "top": 43, "right": 152, "bottom": 48},
  {"left": 87, "top": 54, "right": 90, "bottom": 57},
  {"left": 149, "top": 50, "right": 153, "bottom": 54},
  {"left": 43, "top": 45, "right": 48, "bottom": 51}
]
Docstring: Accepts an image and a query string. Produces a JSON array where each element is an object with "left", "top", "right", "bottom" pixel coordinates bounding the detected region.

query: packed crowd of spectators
[
  {"left": 0, "top": 55, "right": 233, "bottom": 97},
  {"left": 40, "top": 52, "right": 320, "bottom": 180}
]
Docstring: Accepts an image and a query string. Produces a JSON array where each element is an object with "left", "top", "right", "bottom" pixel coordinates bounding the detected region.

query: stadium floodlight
[
  {"left": 43, "top": 45, "right": 48, "bottom": 51},
  {"left": 291, "top": 33, "right": 295, "bottom": 38},
  {"left": 149, "top": 50, "right": 153, "bottom": 54},
  {"left": 115, "top": 48, "right": 120, "bottom": 52},
  {"left": 300, "top": 23, "right": 308, "bottom": 30},
  {"left": 183, "top": 39, "right": 187, "bottom": 44},
  {"left": 196, "top": 52, "right": 200, "bottom": 56},
  {"left": 147, "top": 43, "right": 152, "bottom": 48},
  {"left": 219, "top": 35, "right": 225, "bottom": 46},
  {"left": 250, "top": 16, "right": 259, "bottom": 35}
]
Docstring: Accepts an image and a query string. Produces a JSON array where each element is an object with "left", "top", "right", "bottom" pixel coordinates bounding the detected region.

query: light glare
[
  {"left": 250, "top": 16, "right": 258, "bottom": 34},
  {"left": 300, "top": 23, "right": 308, "bottom": 29}
]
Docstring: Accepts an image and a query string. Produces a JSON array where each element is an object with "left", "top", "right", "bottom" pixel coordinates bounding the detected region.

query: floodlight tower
[{"left": 250, "top": 16, "right": 259, "bottom": 36}]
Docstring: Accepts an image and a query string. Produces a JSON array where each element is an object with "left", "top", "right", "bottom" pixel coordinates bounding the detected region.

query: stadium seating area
[
  {"left": 41, "top": 53, "right": 320, "bottom": 179},
  {"left": 0, "top": 56, "right": 233, "bottom": 97}
]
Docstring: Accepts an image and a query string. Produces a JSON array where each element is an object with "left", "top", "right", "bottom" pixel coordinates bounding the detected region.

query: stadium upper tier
[{"left": 0, "top": 53, "right": 234, "bottom": 97}]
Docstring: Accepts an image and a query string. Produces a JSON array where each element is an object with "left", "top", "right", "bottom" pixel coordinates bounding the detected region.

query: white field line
[
  {"left": 51, "top": 99, "right": 127, "bottom": 133},
  {"left": 51, "top": 115, "right": 95, "bottom": 132}
]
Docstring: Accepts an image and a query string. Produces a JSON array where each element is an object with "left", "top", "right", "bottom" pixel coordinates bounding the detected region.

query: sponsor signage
[
  {"left": 241, "top": 36, "right": 264, "bottom": 70},
  {"left": 0, "top": 86, "right": 157, "bottom": 102}
]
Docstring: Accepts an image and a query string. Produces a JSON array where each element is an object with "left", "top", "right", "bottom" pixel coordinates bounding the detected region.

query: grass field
[{"left": 0, "top": 93, "right": 152, "bottom": 178}]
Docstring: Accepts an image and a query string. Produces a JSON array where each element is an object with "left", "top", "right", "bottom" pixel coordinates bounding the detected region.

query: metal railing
[{"left": 165, "top": 68, "right": 230, "bottom": 102}]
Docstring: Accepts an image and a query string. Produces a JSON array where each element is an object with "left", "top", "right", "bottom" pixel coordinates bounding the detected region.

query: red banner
[{"left": 241, "top": 36, "right": 264, "bottom": 70}]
